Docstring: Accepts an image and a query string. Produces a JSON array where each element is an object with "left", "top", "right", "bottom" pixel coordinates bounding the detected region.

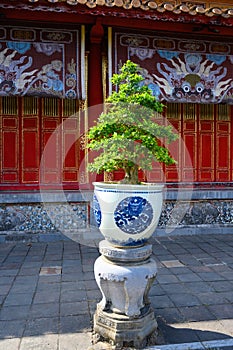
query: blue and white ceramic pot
[{"left": 93, "top": 182, "right": 164, "bottom": 247}]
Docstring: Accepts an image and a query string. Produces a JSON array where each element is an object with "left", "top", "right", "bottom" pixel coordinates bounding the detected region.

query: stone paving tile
[
  {"left": 61, "top": 280, "right": 86, "bottom": 292},
  {"left": 157, "top": 319, "right": 201, "bottom": 344},
  {"left": 60, "top": 301, "right": 89, "bottom": 316},
  {"left": 61, "top": 272, "right": 85, "bottom": 282},
  {"left": 0, "top": 284, "right": 11, "bottom": 294},
  {"left": 20, "top": 334, "right": 59, "bottom": 350},
  {"left": 60, "top": 289, "right": 87, "bottom": 303},
  {"left": 175, "top": 255, "right": 203, "bottom": 266},
  {"left": 38, "top": 275, "right": 61, "bottom": 283},
  {"left": 0, "top": 234, "right": 232, "bottom": 349},
  {"left": 178, "top": 305, "right": 216, "bottom": 322},
  {"left": 156, "top": 274, "right": 180, "bottom": 284},
  {"left": 33, "top": 290, "right": 60, "bottom": 304},
  {"left": 151, "top": 295, "right": 176, "bottom": 309},
  {"left": 168, "top": 267, "right": 191, "bottom": 274},
  {"left": 86, "top": 289, "right": 101, "bottom": 301},
  {"left": 155, "top": 308, "right": 185, "bottom": 324},
  {"left": 155, "top": 266, "right": 172, "bottom": 275},
  {"left": 9, "top": 282, "right": 37, "bottom": 294},
  {"left": 0, "top": 319, "right": 27, "bottom": 338},
  {"left": 150, "top": 284, "right": 166, "bottom": 296},
  {"left": 36, "top": 282, "right": 60, "bottom": 292},
  {"left": 196, "top": 271, "right": 226, "bottom": 281},
  {"left": 0, "top": 269, "right": 18, "bottom": 276},
  {"left": 60, "top": 315, "right": 91, "bottom": 333},
  {"left": 219, "top": 319, "right": 233, "bottom": 337},
  {"left": 4, "top": 292, "right": 34, "bottom": 306},
  {"left": 176, "top": 272, "right": 203, "bottom": 283},
  {"left": 196, "top": 292, "right": 230, "bottom": 305},
  {"left": 168, "top": 293, "right": 202, "bottom": 307},
  {"left": 0, "top": 276, "right": 15, "bottom": 285},
  {"left": 184, "top": 281, "right": 215, "bottom": 293},
  {"left": 24, "top": 317, "right": 59, "bottom": 336},
  {"left": 190, "top": 321, "right": 232, "bottom": 341},
  {"left": 29, "top": 303, "right": 60, "bottom": 319},
  {"left": 59, "top": 333, "right": 92, "bottom": 350},
  {"left": 217, "top": 271, "right": 233, "bottom": 280},
  {"left": 207, "top": 304, "right": 233, "bottom": 320},
  {"left": 219, "top": 291, "right": 233, "bottom": 303},
  {"left": 18, "top": 267, "right": 41, "bottom": 275},
  {"left": 0, "top": 337, "right": 21, "bottom": 350},
  {"left": 0, "top": 295, "right": 5, "bottom": 305},
  {"left": 159, "top": 282, "right": 190, "bottom": 294},
  {"left": 209, "top": 280, "right": 233, "bottom": 292},
  {"left": 14, "top": 275, "right": 38, "bottom": 285},
  {"left": 0, "top": 305, "right": 30, "bottom": 320}
]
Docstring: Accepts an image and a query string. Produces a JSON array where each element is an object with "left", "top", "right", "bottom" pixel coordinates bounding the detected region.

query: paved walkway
[{"left": 0, "top": 233, "right": 232, "bottom": 350}]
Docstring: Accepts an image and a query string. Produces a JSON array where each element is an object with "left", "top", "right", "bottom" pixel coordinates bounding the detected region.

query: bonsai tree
[{"left": 87, "top": 60, "right": 178, "bottom": 184}]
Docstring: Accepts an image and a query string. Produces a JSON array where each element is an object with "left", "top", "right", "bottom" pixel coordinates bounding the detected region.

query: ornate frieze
[
  {"left": 0, "top": 26, "right": 81, "bottom": 98},
  {"left": 114, "top": 31, "right": 233, "bottom": 104}
]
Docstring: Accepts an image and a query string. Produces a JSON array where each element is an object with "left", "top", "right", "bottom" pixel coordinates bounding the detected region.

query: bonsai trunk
[{"left": 122, "top": 164, "right": 140, "bottom": 184}]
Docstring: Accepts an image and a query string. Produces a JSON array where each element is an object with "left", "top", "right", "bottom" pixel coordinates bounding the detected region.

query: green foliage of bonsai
[{"left": 87, "top": 60, "right": 178, "bottom": 184}]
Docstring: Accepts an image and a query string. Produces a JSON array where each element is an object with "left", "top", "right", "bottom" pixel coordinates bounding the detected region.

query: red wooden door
[
  {"left": 0, "top": 96, "right": 80, "bottom": 190},
  {"left": 0, "top": 98, "right": 232, "bottom": 189},
  {"left": 1, "top": 97, "right": 19, "bottom": 184},
  {"left": 165, "top": 103, "right": 233, "bottom": 184},
  {"left": 110, "top": 102, "right": 233, "bottom": 185}
]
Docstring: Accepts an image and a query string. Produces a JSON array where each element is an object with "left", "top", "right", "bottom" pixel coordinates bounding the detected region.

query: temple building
[{"left": 0, "top": 0, "right": 233, "bottom": 241}]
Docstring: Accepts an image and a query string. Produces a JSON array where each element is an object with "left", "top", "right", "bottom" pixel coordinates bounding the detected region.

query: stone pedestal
[{"left": 93, "top": 241, "right": 158, "bottom": 349}]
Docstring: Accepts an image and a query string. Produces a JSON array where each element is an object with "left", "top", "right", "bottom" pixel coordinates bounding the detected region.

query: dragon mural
[
  {"left": 0, "top": 46, "right": 63, "bottom": 96},
  {"left": 0, "top": 27, "right": 79, "bottom": 98},
  {"left": 148, "top": 52, "right": 233, "bottom": 104},
  {"left": 116, "top": 32, "right": 233, "bottom": 104}
]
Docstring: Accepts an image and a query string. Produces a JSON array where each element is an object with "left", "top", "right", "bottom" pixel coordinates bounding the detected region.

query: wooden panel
[
  {"left": 42, "top": 98, "right": 59, "bottom": 117},
  {"left": 182, "top": 119, "right": 196, "bottom": 181},
  {"left": 183, "top": 133, "right": 196, "bottom": 182},
  {"left": 23, "top": 131, "right": 38, "bottom": 168},
  {"left": 23, "top": 97, "right": 38, "bottom": 116},
  {"left": 2, "top": 96, "right": 18, "bottom": 115},
  {"left": 41, "top": 98, "right": 61, "bottom": 184},
  {"left": 2, "top": 131, "right": 18, "bottom": 168},
  {"left": 199, "top": 127, "right": 214, "bottom": 181},
  {"left": 165, "top": 120, "right": 182, "bottom": 182},
  {"left": 1, "top": 115, "right": 19, "bottom": 183},
  {"left": 63, "top": 133, "right": 77, "bottom": 168},
  {"left": 22, "top": 115, "right": 39, "bottom": 183},
  {"left": 216, "top": 121, "right": 230, "bottom": 181},
  {"left": 41, "top": 130, "right": 60, "bottom": 183},
  {"left": 22, "top": 131, "right": 39, "bottom": 182},
  {"left": 62, "top": 116, "right": 79, "bottom": 182},
  {"left": 147, "top": 162, "right": 165, "bottom": 183},
  {"left": 63, "top": 170, "right": 78, "bottom": 182}
]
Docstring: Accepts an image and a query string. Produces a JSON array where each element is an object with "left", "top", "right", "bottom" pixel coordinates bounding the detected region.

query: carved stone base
[
  {"left": 93, "top": 241, "right": 158, "bottom": 349},
  {"left": 94, "top": 306, "right": 158, "bottom": 349}
]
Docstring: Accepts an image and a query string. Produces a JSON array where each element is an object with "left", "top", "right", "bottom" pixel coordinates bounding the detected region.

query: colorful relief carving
[
  {"left": 150, "top": 52, "right": 232, "bottom": 103},
  {"left": 115, "top": 32, "right": 233, "bottom": 104},
  {"left": 0, "top": 27, "right": 80, "bottom": 98}
]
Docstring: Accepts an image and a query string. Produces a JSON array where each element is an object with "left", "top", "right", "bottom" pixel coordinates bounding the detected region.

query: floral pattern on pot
[
  {"left": 114, "top": 196, "right": 153, "bottom": 234},
  {"left": 93, "top": 194, "right": 102, "bottom": 227}
]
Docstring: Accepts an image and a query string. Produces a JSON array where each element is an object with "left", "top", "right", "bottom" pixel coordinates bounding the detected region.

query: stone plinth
[{"left": 93, "top": 240, "right": 158, "bottom": 349}]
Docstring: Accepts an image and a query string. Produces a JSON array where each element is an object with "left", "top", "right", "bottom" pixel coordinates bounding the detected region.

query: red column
[
  {"left": 88, "top": 19, "right": 104, "bottom": 108},
  {"left": 87, "top": 19, "right": 105, "bottom": 185}
]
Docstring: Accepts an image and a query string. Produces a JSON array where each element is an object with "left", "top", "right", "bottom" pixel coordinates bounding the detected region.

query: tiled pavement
[{"left": 0, "top": 233, "right": 232, "bottom": 350}]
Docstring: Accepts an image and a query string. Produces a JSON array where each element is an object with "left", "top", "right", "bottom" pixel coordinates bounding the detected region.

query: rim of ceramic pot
[{"left": 93, "top": 182, "right": 164, "bottom": 191}]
